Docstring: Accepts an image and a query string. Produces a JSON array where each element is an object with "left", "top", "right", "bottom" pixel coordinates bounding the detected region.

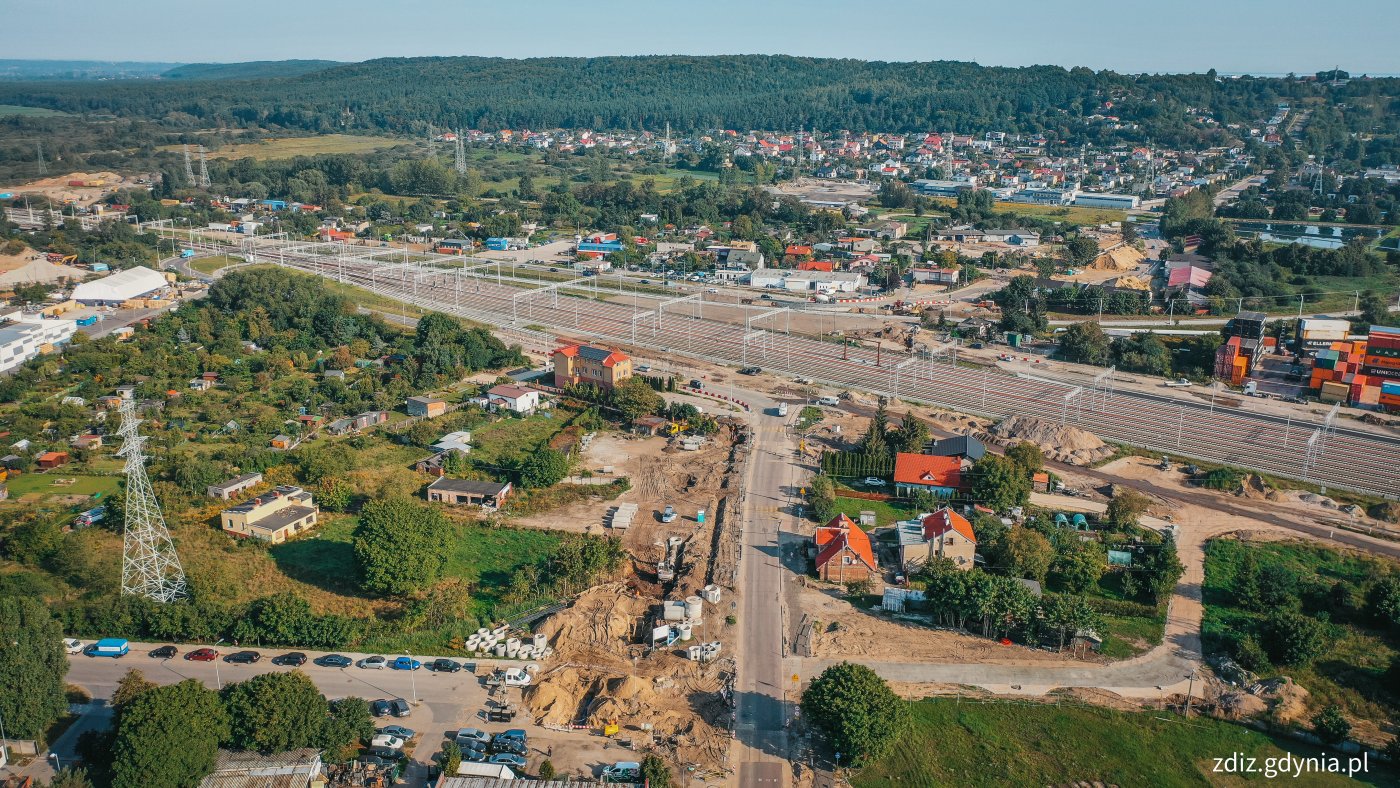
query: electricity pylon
[{"left": 117, "top": 398, "right": 188, "bottom": 603}]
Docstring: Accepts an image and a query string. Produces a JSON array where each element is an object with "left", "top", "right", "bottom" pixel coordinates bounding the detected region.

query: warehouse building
[
  {"left": 70, "top": 266, "right": 168, "bottom": 306},
  {"left": 748, "top": 268, "right": 866, "bottom": 293},
  {"left": 1073, "top": 193, "right": 1142, "bottom": 210},
  {"left": 0, "top": 313, "right": 78, "bottom": 373}
]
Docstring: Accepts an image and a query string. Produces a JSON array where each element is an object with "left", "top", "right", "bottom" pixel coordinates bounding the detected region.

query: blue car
[{"left": 390, "top": 656, "right": 422, "bottom": 671}]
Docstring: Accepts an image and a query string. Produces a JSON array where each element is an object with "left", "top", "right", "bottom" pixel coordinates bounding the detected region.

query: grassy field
[
  {"left": 189, "top": 254, "right": 242, "bottom": 275},
  {"left": 468, "top": 412, "right": 572, "bottom": 468},
  {"left": 0, "top": 104, "right": 68, "bottom": 117},
  {"left": 853, "top": 698, "right": 1387, "bottom": 787},
  {"left": 1202, "top": 539, "right": 1400, "bottom": 729},
  {"left": 164, "top": 134, "right": 409, "bottom": 161},
  {"left": 4, "top": 473, "right": 120, "bottom": 499},
  {"left": 829, "top": 492, "right": 918, "bottom": 527}
]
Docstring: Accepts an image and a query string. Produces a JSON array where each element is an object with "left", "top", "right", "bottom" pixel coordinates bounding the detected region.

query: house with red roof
[
  {"left": 893, "top": 452, "right": 962, "bottom": 498},
  {"left": 552, "top": 343, "right": 633, "bottom": 390},
  {"left": 919, "top": 509, "right": 977, "bottom": 569},
  {"left": 814, "top": 514, "right": 878, "bottom": 582}
]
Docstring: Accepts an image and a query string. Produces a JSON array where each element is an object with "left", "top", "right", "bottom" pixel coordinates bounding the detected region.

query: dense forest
[{"left": 1, "top": 55, "right": 1397, "bottom": 152}]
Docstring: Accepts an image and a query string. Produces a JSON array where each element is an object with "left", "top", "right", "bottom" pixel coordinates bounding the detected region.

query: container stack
[
  {"left": 1296, "top": 318, "right": 1351, "bottom": 357},
  {"left": 1214, "top": 336, "right": 1248, "bottom": 385},
  {"left": 1362, "top": 326, "right": 1400, "bottom": 383},
  {"left": 1381, "top": 381, "right": 1400, "bottom": 412}
]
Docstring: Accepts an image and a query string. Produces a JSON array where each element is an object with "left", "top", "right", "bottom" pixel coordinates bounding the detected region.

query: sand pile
[
  {"left": 533, "top": 583, "right": 648, "bottom": 668},
  {"left": 1112, "top": 275, "right": 1151, "bottom": 291},
  {"left": 986, "top": 416, "right": 1115, "bottom": 465},
  {"left": 1090, "top": 244, "right": 1144, "bottom": 271},
  {"left": 1234, "top": 474, "right": 1278, "bottom": 501},
  {"left": 1251, "top": 677, "right": 1310, "bottom": 725},
  {"left": 1216, "top": 690, "right": 1269, "bottom": 720}
]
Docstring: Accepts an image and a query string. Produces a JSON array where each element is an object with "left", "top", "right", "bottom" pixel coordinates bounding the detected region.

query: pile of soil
[
  {"left": 533, "top": 583, "right": 648, "bottom": 668},
  {"left": 1090, "top": 244, "right": 1144, "bottom": 271},
  {"left": 986, "top": 415, "right": 1115, "bottom": 465},
  {"left": 1370, "top": 502, "right": 1400, "bottom": 524},
  {"left": 1234, "top": 474, "right": 1278, "bottom": 501},
  {"left": 1215, "top": 690, "right": 1269, "bottom": 720},
  {"left": 1112, "top": 275, "right": 1151, "bottom": 291},
  {"left": 1250, "top": 677, "right": 1310, "bottom": 725}
]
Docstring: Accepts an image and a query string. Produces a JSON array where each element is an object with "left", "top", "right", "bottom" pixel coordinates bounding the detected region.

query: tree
[
  {"left": 111, "top": 679, "right": 228, "bottom": 788},
  {"left": 801, "top": 662, "right": 908, "bottom": 766},
  {"left": 0, "top": 596, "right": 69, "bottom": 740},
  {"left": 321, "top": 697, "right": 374, "bottom": 757},
  {"left": 40, "top": 768, "right": 93, "bottom": 788},
  {"left": 1041, "top": 593, "right": 1102, "bottom": 651},
  {"left": 1368, "top": 577, "right": 1400, "bottom": 628},
  {"left": 1051, "top": 540, "right": 1107, "bottom": 593},
  {"left": 1105, "top": 488, "right": 1151, "bottom": 530},
  {"left": 1141, "top": 538, "right": 1186, "bottom": 603},
  {"left": 1056, "top": 322, "right": 1111, "bottom": 364},
  {"left": 1261, "top": 610, "right": 1328, "bottom": 667},
  {"left": 1254, "top": 564, "right": 1299, "bottom": 610},
  {"left": 893, "top": 412, "right": 930, "bottom": 455},
  {"left": 112, "top": 668, "right": 157, "bottom": 709},
  {"left": 519, "top": 448, "right": 570, "bottom": 489},
  {"left": 439, "top": 741, "right": 463, "bottom": 776},
  {"left": 611, "top": 377, "right": 663, "bottom": 421},
  {"left": 222, "top": 672, "right": 328, "bottom": 754},
  {"left": 970, "top": 454, "right": 1031, "bottom": 512},
  {"left": 353, "top": 496, "right": 452, "bottom": 596},
  {"left": 1311, "top": 705, "right": 1351, "bottom": 745},
  {"left": 1064, "top": 235, "right": 1100, "bottom": 267},
  {"left": 538, "top": 759, "right": 557, "bottom": 780},
  {"left": 807, "top": 475, "right": 837, "bottom": 523},
  {"left": 997, "top": 528, "right": 1054, "bottom": 583},
  {"left": 1004, "top": 442, "right": 1044, "bottom": 476},
  {"left": 641, "top": 754, "right": 673, "bottom": 788},
  {"left": 1357, "top": 290, "right": 1390, "bottom": 331}
]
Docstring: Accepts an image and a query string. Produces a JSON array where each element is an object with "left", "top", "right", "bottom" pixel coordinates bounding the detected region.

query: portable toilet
[{"left": 696, "top": 509, "right": 706, "bottom": 525}]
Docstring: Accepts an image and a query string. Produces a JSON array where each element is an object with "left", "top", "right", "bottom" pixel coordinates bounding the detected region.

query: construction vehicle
[{"left": 46, "top": 253, "right": 77, "bottom": 265}]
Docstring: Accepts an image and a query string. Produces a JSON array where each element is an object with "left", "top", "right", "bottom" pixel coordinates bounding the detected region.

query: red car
[{"left": 187, "top": 648, "right": 219, "bottom": 662}]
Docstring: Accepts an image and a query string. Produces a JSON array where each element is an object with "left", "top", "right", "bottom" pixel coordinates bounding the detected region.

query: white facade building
[
  {"left": 70, "top": 266, "right": 167, "bottom": 305},
  {"left": 748, "top": 268, "right": 866, "bottom": 293},
  {"left": 0, "top": 314, "right": 78, "bottom": 373}
]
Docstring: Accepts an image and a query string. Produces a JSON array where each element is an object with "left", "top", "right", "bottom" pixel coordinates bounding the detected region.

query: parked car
[
  {"left": 456, "top": 728, "right": 491, "bottom": 746},
  {"left": 497, "top": 729, "right": 528, "bottom": 744},
  {"left": 149, "top": 645, "right": 178, "bottom": 659},
  {"left": 490, "top": 737, "right": 526, "bottom": 756},
  {"left": 370, "top": 734, "right": 405, "bottom": 750},
  {"left": 429, "top": 658, "right": 461, "bottom": 672},
  {"left": 817, "top": 396, "right": 840, "bottom": 407},
  {"left": 63, "top": 638, "right": 83, "bottom": 655},
  {"left": 316, "top": 654, "right": 352, "bottom": 668},
  {"left": 462, "top": 748, "right": 490, "bottom": 763},
  {"left": 271, "top": 652, "right": 306, "bottom": 666},
  {"left": 358, "top": 655, "right": 388, "bottom": 669},
  {"left": 390, "top": 656, "right": 422, "bottom": 671},
  {"left": 187, "top": 648, "right": 219, "bottom": 662},
  {"left": 759, "top": 293, "right": 773, "bottom": 299},
  {"left": 489, "top": 753, "right": 528, "bottom": 769},
  {"left": 390, "top": 698, "right": 410, "bottom": 717},
  {"left": 377, "top": 725, "right": 416, "bottom": 739},
  {"left": 225, "top": 650, "right": 261, "bottom": 664},
  {"left": 862, "top": 477, "right": 886, "bottom": 487},
  {"left": 707, "top": 287, "right": 719, "bottom": 293},
  {"left": 365, "top": 746, "right": 400, "bottom": 760},
  {"left": 370, "top": 699, "right": 392, "bottom": 717},
  {"left": 739, "top": 366, "right": 761, "bottom": 375},
  {"left": 602, "top": 762, "right": 642, "bottom": 782},
  {"left": 358, "top": 755, "right": 391, "bottom": 768}
]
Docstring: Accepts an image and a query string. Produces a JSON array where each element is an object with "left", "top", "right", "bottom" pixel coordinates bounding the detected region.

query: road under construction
[{"left": 176, "top": 234, "right": 1400, "bottom": 500}]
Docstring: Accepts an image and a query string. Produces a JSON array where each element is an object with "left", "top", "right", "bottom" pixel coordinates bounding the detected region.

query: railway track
[{"left": 193, "top": 239, "right": 1400, "bottom": 499}]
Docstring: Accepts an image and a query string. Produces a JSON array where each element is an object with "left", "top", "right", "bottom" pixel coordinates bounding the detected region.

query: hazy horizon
[{"left": 4, "top": 0, "right": 1399, "bottom": 76}]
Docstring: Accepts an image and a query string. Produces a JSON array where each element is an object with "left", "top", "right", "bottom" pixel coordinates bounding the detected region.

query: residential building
[
  {"left": 198, "top": 748, "right": 323, "bottom": 788},
  {"left": 407, "top": 396, "right": 448, "bottom": 418},
  {"left": 36, "top": 451, "right": 69, "bottom": 469},
  {"left": 485, "top": 384, "right": 543, "bottom": 414},
  {"left": 893, "top": 452, "right": 962, "bottom": 497},
  {"left": 813, "top": 513, "right": 878, "bottom": 582},
  {"left": 220, "top": 485, "right": 318, "bottom": 544},
  {"left": 923, "top": 435, "right": 986, "bottom": 462},
  {"left": 917, "top": 509, "right": 978, "bottom": 569},
  {"left": 552, "top": 344, "right": 632, "bottom": 390},
  {"left": 427, "top": 477, "right": 512, "bottom": 508},
  {"left": 911, "top": 266, "right": 961, "bottom": 285},
  {"left": 207, "top": 472, "right": 263, "bottom": 501}
]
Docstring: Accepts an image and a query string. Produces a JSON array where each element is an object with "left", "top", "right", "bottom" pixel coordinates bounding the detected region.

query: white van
[
  {"left": 818, "top": 396, "right": 840, "bottom": 407},
  {"left": 602, "top": 762, "right": 642, "bottom": 782},
  {"left": 776, "top": 402, "right": 789, "bottom": 417}
]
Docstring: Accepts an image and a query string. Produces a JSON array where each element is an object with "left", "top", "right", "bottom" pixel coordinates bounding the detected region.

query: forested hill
[
  {"left": 159, "top": 60, "right": 342, "bottom": 80},
  {"left": 0, "top": 55, "right": 1393, "bottom": 148}
]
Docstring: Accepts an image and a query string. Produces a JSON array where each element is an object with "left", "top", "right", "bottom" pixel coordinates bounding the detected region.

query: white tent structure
[{"left": 71, "top": 266, "right": 167, "bottom": 305}]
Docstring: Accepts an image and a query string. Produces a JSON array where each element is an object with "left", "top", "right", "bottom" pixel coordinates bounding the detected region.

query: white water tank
[
  {"left": 532, "top": 633, "right": 547, "bottom": 650},
  {"left": 702, "top": 584, "right": 722, "bottom": 603},
  {"left": 678, "top": 623, "right": 693, "bottom": 641},
  {"left": 477, "top": 628, "right": 490, "bottom": 637},
  {"left": 684, "top": 596, "right": 703, "bottom": 620},
  {"left": 493, "top": 625, "right": 509, "bottom": 637},
  {"left": 687, "top": 645, "right": 703, "bottom": 661}
]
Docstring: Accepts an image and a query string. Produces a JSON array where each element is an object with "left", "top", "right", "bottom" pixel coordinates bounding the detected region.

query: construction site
[{"left": 514, "top": 415, "right": 752, "bottom": 777}]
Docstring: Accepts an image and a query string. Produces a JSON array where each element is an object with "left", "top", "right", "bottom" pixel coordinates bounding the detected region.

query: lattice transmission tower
[
  {"left": 198, "top": 145, "right": 211, "bottom": 188},
  {"left": 454, "top": 129, "right": 467, "bottom": 175},
  {"left": 183, "top": 144, "right": 196, "bottom": 184},
  {"left": 117, "top": 398, "right": 188, "bottom": 603}
]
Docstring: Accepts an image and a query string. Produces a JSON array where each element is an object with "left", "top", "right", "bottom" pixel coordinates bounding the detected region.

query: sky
[{"left": 5, "top": 0, "right": 1400, "bottom": 75}]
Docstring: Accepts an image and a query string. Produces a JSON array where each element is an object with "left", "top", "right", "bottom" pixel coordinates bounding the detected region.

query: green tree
[
  {"left": 1141, "top": 538, "right": 1186, "bottom": 603},
  {"left": 893, "top": 413, "right": 930, "bottom": 455},
  {"left": 1368, "top": 577, "right": 1400, "bottom": 628},
  {"left": 439, "top": 740, "right": 463, "bottom": 776},
  {"left": 611, "top": 377, "right": 664, "bottom": 421},
  {"left": 41, "top": 768, "right": 93, "bottom": 788},
  {"left": 0, "top": 596, "right": 69, "bottom": 740},
  {"left": 1064, "top": 235, "right": 1100, "bottom": 267},
  {"left": 807, "top": 474, "right": 837, "bottom": 523},
  {"left": 222, "top": 671, "right": 328, "bottom": 754},
  {"left": 320, "top": 697, "right": 374, "bottom": 758},
  {"left": 997, "top": 528, "right": 1054, "bottom": 583},
  {"left": 1051, "top": 540, "right": 1108, "bottom": 593},
  {"left": 800, "top": 662, "right": 908, "bottom": 766},
  {"left": 538, "top": 759, "right": 557, "bottom": 780},
  {"left": 1105, "top": 488, "right": 1151, "bottom": 530},
  {"left": 1041, "top": 592, "right": 1103, "bottom": 651},
  {"left": 1056, "top": 322, "right": 1112, "bottom": 364},
  {"left": 1004, "top": 442, "right": 1044, "bottom": 476},
  {"left": 640, "top": 754, "right": 673, "bottom": 788},
  {"left": 970, "top": 454, "right": 1031, "bottom": 511},
  {"left": 1311, "top": 705, "right": 1351, "bottom": 745},
  {"left": 111, "top": 668, "right": 157, "bottom": 709},
  {"left": 519, "top": 448, "right": 570, "bottom": 489},
  {"left": 1261, "top": 610, "right": 1328, "bottom": 667},
  {"left": 111, "top": 679, "right": 229, "bottom": 788},
  {"left": 353, "top": 496, "right": 452, "bottom": 595}
]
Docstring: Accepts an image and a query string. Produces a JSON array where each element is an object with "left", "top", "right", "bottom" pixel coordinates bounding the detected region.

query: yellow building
[
  {"left": 220, "top": 485, "right": 318, "bottom": 544},
  {"left": 552, "top": 344, "right": 632, "bottom": 390}
]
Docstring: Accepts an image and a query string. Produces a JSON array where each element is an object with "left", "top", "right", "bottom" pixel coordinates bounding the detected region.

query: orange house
[{"left": 814, "top": 513, "right": 878, "bottom": 582}]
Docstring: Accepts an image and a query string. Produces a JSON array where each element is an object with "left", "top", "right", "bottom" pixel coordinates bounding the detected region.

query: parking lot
[{"left": 60, "top": 641, "right": 642, "bottom": 784}]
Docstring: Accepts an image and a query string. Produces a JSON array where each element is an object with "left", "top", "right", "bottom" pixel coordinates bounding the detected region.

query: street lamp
[{"left": 405, "top": 651, "right": 418, "bottom": 703}]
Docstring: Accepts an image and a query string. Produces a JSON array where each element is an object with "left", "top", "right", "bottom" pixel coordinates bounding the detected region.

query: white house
[{"left": 485, "top": 384, "right": 542, "bottom": 414}]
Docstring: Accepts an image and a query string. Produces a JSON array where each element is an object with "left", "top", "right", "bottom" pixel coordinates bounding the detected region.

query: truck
[
  {"left": 180, "top": 248, "right": 196, "bottom": 259},
  {"left": 1163, "top": 378, "right": 1192, "bottom": 388},
  {"left": 92, "top": 638, "right": 129, "bottom": 658}
]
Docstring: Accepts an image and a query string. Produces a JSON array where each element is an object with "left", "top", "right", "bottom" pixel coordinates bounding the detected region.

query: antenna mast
[{"left": 117, "top": 398, "right": 188, "bottom": 603}]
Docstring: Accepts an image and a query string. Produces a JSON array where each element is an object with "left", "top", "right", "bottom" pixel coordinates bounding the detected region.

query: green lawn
[
  {"left": 190, "top": 254, "right": 242, "bottom": 274},
  {"left": 829, "top": 491, "right": 918, "bottom": 527},
  {"left": 162, "top": 134, "right": 409, "bottom": 161},
  {"left": 467, "top": 413, "right": 568, "bottom": 468},
  {"left": 0, "top": 104, "right": 67, "bottom": 117},
  {"left": 1202, "top": 539, "right": 1400, "bottom": 728},
  {"left": 4, "top": 473, "right": 120, "bottom": 499},
  {"left": 854, "top": 699, "right": 1387, "bottom": 787}
]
